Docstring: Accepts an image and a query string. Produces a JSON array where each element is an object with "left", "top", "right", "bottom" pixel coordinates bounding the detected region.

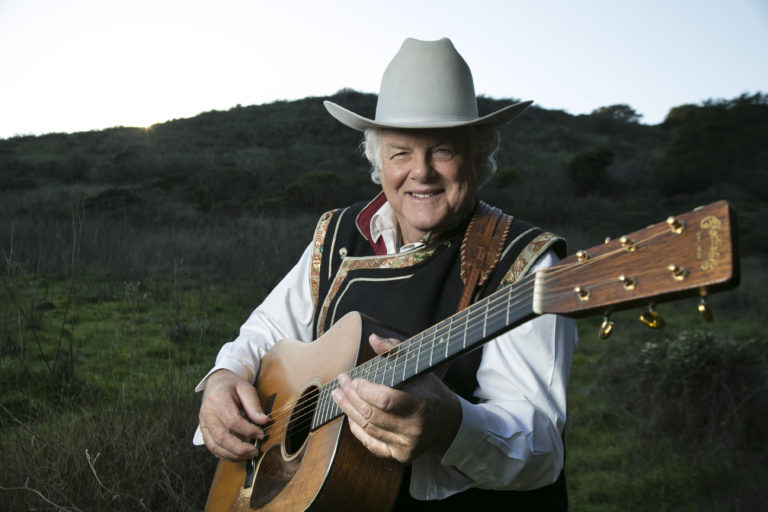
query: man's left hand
[{"left": 331, "top": 333, "right": 461, "bottom": 463}]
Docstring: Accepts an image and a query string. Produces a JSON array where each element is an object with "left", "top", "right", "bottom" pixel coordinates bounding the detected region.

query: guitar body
[{"left": 204, "top": 312, "right": 404, "bottom": 512}]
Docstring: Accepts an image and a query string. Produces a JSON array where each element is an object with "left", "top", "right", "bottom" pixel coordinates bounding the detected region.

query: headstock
[{"left": 533, "top": 201, "right": 739, "bottom": 324}]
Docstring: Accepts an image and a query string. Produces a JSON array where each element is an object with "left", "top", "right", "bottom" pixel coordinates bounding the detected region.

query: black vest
[{"left": 310, "top": 198, "right": 568, "bottom": 510}]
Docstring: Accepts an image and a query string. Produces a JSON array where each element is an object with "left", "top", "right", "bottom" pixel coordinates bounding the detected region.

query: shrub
[
  {"left": 493, "top": 165, "right": 521, "bottom": 189},
  {"left": 633, "top": 330, "right": 767, "bottom": 449},
  {"left": 566, "top": 147, "right": 614, "bottom": 196}
]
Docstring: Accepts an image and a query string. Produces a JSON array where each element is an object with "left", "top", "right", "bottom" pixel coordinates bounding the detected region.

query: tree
[
  {"left": 591, "top": 104, "right": 642, "bottom": 123},
  {"left": 566, "top": 147, "right": 614, "bottom": 196},
  {"left": 654, "top": 93, "right": 768, "bottom": 196}
]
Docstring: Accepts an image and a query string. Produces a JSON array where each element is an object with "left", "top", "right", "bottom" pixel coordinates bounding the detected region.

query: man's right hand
[{"left": 198, "top": 369, "right": 270, "bottom": 461}]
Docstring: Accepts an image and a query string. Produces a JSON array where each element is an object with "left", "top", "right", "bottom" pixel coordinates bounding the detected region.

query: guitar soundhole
[{"left": 285, "top": 385, "right": 319, "bottom": 456}]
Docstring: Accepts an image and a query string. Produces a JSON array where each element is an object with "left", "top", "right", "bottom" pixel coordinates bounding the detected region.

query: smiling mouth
[{"left": 408, "top": 191, "right": 441, "bottom": 199}]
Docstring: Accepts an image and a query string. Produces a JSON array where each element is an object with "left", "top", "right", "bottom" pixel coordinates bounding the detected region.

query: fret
[
  {"left": 428, "top": 330, "right": 434, "bottom": 368},
  {"left": 505, "top": 286, "right": 511, "bottom": 326},
  {"left": 311, "top": 389, "right": 320, "bottom": 429},
  {"left": 315, "top": 386, "right": 324, "bottom": 427},
  {"left": 482, "top": 299, "right": 489, "bottom": 338},
  {"left": 322, "top": 384, "right": 333, "bottom": 424},
  {"left": 462, "top": 307, "right": 469, "bottom": 350},
  {"left": 424, "top": 330, "right": 436, "bottom": 372},
  {"left": 372, "top": 355, "right": 383, "bottom": 386},
  {"left": 401, "top": 339, "right": 410, "bottom": 382},
  {"left": 414, "top": 334, "right": 421, "bottom": 374},
  {"left": 314, "top": 385, "right": 327, "bottom": 428}
]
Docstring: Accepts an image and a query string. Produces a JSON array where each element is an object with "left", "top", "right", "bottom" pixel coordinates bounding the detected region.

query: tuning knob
[
  {"left": 619, "top": 236, "right": 637, "bottom": 252},
  {"left": 698, "top": 298, "right": 714, "bottom": 322},
  {"left": 667, "top": 264, "right": 688, "bottom": 281},
  {"left": 618, "top": 274, "right": 636, "bottom": 290},
  {"left": 599, "top": 314, "right": 614, "bottom": 339},
  {"left": 666, "top": 216, "right": 685, "bottom": 234},
  {"left": 639, "top": 306, "right": 665, "bottom": 329},
  {"left": 573, "top": 286, "right": 591, "bottom": 302}
]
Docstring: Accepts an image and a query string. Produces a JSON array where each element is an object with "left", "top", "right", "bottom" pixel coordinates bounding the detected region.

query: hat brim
[{"left": 323, "top": 100, "right": 533, "bottom": 132}]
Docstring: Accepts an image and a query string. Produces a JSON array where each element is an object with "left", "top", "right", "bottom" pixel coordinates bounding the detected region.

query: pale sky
[{"left": 1, "top": 0, "right": 766, "bottom": 139}]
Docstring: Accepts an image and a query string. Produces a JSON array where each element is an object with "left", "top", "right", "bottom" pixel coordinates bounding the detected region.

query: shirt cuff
[
  {"left": 442, "top": 395, "right": 488, "bottom": 467},
  {"left": 193, "top": 359, "right": 257, "bottom": 392}
]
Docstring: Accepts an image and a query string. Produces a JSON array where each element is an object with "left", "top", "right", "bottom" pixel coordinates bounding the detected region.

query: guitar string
[
  {"left": 258, "top": 255, "right": 575, "bottom": 437},
  {"left": 257, "top": 227, "right": 683, "bottom": 437},
  {"left": 269, "top": 252, "right": 602, "bottom": 434},
  {"left": 259, "top": 242, "right": 671, "bottom": 438},
  {"left": 257, "top": 233, "right": 668, "bottom": 437},
  {"left": 258, "top": 276, "right": 540, "bottom": 437}
]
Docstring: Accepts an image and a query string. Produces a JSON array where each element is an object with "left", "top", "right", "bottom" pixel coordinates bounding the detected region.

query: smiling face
[{"left": 378, "top": 128, "right": 478, "bottom": 245}]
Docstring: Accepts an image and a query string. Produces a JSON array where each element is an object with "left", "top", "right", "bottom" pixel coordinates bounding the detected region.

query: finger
[
  {"left": 345, "top": 414, "right": 398, "bottom": 459},
  {"left": 334, "top": 376, "right": 417, "bottom": 440},
  {"left": 204, "top": 390, "right": 265, "bottom": 441},
  {"left": 369, "top": 333, "right": 401, "bottom": 355},
  {"left": 352, "top": 377, "right": 420, "bottom": 417},
  {"left": 199, "top": 418, "right": 259, "bottom": 461},
  {"left": 233, "top": 379, "right": 270, "bottom": 425},
  {"left": 332, "top": 374, "right": 370, "bottom": 425}
]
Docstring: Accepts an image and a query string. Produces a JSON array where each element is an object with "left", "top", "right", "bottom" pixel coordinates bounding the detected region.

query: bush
[
  {"left": 493, "top": 165, "right": 521, "bottom": 189},
  {"left": 279, "top": 169, "right": 347, "bottom": 213},
  {"left": 566, "top": 147, "right": 614, "bottom": 196},
  {"left": 634, "top": 330, "right": 767, "bottom": 448}
]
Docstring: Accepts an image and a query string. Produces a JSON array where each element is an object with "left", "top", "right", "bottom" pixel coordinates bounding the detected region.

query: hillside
[{"left": 1, "top": 91, "right": 767, "bottom": 511}]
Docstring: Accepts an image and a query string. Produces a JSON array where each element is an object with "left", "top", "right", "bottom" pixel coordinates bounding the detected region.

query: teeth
[{"left": 411, "top": 192, "right": 436, "bottom": 198}]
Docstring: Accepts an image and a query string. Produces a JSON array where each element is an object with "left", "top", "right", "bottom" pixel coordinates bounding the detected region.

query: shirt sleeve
[
  {"left": 192, "top": 243, "right": 316, "bottom": 445},
  {"left": 409, "top": 250, "right": 578, "bottom": 500}
]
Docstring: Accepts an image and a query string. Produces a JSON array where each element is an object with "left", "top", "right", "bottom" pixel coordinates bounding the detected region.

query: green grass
[
  {"left": 1, "top": 274, "right": 243, "bottom": 510},
  {"left": 566, "top": 303, "right": 768, "bottom": 511},
  {"left": 3, "top": 266, "right": 766, "bottom": 510}
]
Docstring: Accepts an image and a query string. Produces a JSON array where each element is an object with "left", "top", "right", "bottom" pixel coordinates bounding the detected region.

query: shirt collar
[{"left": 369, "top": 201, "right": 398, "bottom": 253}]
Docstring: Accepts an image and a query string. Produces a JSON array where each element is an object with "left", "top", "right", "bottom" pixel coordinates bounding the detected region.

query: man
[{"left": 196, "top": 37, "right": 576, "bottom": 510}]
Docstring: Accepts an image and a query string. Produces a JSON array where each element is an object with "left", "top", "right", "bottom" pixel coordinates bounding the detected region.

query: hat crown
[
  {"left": 375, "top": 38, "right": 479, "bottom": 125},
  {"left": 322, "top": 37, "right": 532, "bottom": 131}
]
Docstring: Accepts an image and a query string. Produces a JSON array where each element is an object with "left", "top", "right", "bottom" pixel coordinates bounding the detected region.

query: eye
[
  {"left": 432, "top": 147, "right": 455, "bottom": 160},
  {"left": 388, "top": 150, "right": 409, "bottom": 161}
]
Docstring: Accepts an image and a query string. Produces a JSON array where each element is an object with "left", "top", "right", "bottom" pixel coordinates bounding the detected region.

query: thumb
[{"left": 368, "top": 333, "right": 402, "bottom": 355}]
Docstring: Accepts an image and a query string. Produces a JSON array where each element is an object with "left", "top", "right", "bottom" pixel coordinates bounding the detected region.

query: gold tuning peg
[
  {"left": 598, "top": 314, "right": 614, "bottom": 340},
  {"left": 639, "top": 305, "right": 665, "bottom": 329},
  {"left": 619, "top": 236, "right": 637, "bottom": 252},
  {"left": 698, "top": 298, "right": 714, "bottom": 322}
]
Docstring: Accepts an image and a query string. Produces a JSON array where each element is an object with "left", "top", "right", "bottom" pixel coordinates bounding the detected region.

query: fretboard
[{"left": 311, "top": 272, "right": 538, "bottom": 429}]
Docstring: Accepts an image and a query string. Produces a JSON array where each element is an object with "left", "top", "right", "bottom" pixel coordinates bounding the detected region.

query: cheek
[
  {"left": 380, "top": 165, "right": 406, "bottom": 192},
  {"left": 448, "top": 164, "right": 476, "bottom": 196}
]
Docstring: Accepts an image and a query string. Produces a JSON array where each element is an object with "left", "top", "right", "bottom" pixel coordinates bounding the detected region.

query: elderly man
[{"left": 197, "top": 38, "right": 576, "bottom": 510}]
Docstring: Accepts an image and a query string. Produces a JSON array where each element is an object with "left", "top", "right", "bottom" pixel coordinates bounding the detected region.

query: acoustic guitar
[{"left": 205, "top": 200, "right": 739, "bottom": 512}]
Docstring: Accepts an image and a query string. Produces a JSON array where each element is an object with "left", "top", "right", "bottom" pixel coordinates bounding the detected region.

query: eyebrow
[{"left": 383, "top": 143, "right": 411, "bottom": 152}]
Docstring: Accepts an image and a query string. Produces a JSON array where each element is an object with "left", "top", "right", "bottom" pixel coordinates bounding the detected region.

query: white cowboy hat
[{"left": 324, "top": 37, "right": 532, "bottom": 131}]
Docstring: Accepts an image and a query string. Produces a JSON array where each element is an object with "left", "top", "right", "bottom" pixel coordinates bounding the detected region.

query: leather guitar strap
[
  {"left": 457, "top": 202, "right": 513, "bottom": 312},
  {"left": 433, "top": 203, "right": 512, "bottom": 382}
]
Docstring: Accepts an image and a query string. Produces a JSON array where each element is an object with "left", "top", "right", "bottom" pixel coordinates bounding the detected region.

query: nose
[{"left": 410, "top": 152, "right": 435, "bottom": 181}]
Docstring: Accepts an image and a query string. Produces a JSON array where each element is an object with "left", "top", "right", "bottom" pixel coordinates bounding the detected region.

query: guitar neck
[
  {"left": 311, "top": 274, "right": 538, "bottom": 429},
  {"left": 310, "top": 200, "right": 739, "bottom": 430}
]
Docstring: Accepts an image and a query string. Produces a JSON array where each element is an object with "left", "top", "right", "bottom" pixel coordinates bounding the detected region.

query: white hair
[{"left": 361, "top": 127, "right": 501, "bottom": 187}]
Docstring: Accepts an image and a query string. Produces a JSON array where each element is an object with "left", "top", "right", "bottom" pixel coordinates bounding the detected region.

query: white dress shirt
[{"left": 195, "top": 202, "right": 577, "bottom": 500}]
